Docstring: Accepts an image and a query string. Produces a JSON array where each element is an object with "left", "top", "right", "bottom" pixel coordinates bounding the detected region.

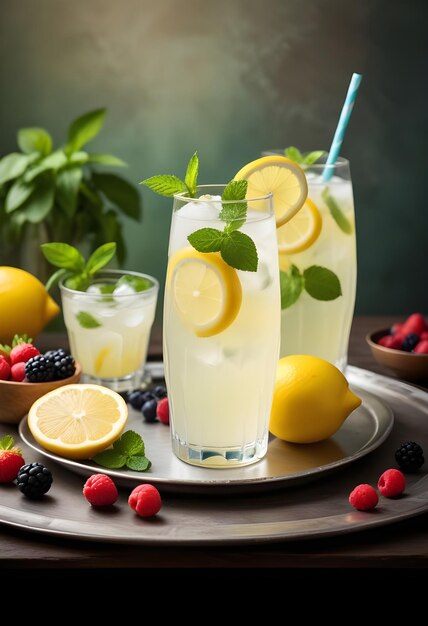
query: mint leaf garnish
[
  {"left": 280, "top": 265, "right": 304, "bottom": 309},
  {"left": 188, "top": 228, "right": 225, "bottom": 253},
  {"left": 92, "top": 430, "right": 152, "bottom": 472},
  {"left": 85, "top": 242, "right": 117, "bottom": 275},
  {"left": 219, "top": 180, "right": 248, "bottom": 231},
  {"left": 284, "top": 146, "right": 326, "bottom": 167},
  {"left": 76, "top": 311, "right": 102, "bottom": 328},
  {"left": 141, "top": 174, "right": 188, "bottom": 197},
  {"left": 99, "top": 283, "right": 116, "bottom": 294},
  {"left": 285, "top": 146, "right": 304, "bottom": 164},
  {"left": 115, "top": 274, "right": 151, "bottom": 292},
  {"left": 184, "top": 152, "right": 199, "bottom": 196},
  {"left": 303, "top": 151, "right": 325, "bottom": 166},
  {"left": 321, "top": 188, "right": 353, "bottom": 234},
  {"left": 303, "top": 266, "right": 342, "bottom": 301},
  {"left": 41, "top": 242, "right": 85, "bottom": 272},
  {"left": 220, "top": 231, "right": 258, "bottom": 272},
  {"left": 65, "top": 273, "right": 91, "bottom": 291}
]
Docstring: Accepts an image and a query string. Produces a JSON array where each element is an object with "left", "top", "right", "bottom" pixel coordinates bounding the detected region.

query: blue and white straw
[{"left": 322, "top": 73, "right": 363, "bottom": 183}]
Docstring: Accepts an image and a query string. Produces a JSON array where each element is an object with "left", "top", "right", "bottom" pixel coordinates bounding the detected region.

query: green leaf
[
  {"left": 141, "top": 174, "right": 188, "bottom": 197},
  {"left": 68, "top": 151, "right": 89, "bottom": 165},
  {"left": 87, "top": 153, "right": 127, "bottom": 167},
  {"left": 115, "top": 274, "right": 151, "bottom": 292},
  {"left": 303, "top": 150, "right": 325, "bottom": 166},
  {"left": 18, "top": 177, "right": 54, "bottom": 223},
  {"left": 25, "top": 150, "right": 68, "bottom": 183},
  {"left": 92, "top": 172, "right": 141, "bottom": 220},
  {"left": 285, "top": 146, "right": 304, "bottom": 164},
  {"left": 220, "top": 230, "right": 258, "bottom": 272},
  {"left": 5, "top": 178, "right": 35, "bottom": 212},
  {"left": 0, "top": 435, "right": 15, "bottom": 450},
  {"left": 222, "top": 179, "right": 248, "bottom": 202},
  {"left": 85, "top": 242, "right": 116, "bottom": 275},
  {"left": 188, "top": 228, "right": 224, "bottom": 253},
  {"left": 126, "top": 455, "right": 151, "bottom": 471},
  {"left": 65, "top": 273, "right": 90, "bottom": 291},
  {"left": 0, "top": 153, "right": 31, "bottom": 185},
  {"left": 92, "top": 449, "right": 127, "bottom": 469},
  {"left": 45, "top": 268, "right": 68, "bottom": 293},
  {"left": 303, "top": 265, "right": 342, "bottom": 301},
  {"left": 184, "top": 152, "right": 198, "bottom": 196},
  {"left": 56, "top": 166, "right": 83, "bottom": 217},
  {"left": 321, "top": 187, "right": 353, "bottom": 234},
  {"left": 41, "top": 242, "right": 85, "bottom": 271},
  {"left": 66, "top": 108, "right": 106, "bottom": 154},
  {"left": 113, "top": 430, "right": 145, "bottom": 457},
  {"left": 219, "top": 180, "right": 248, "bottom": 230},
  {"left": 76, "top": 310, "right": 102, "bottom": 328},
  {"left": 17, "top": 128, "right": 52, "bottom": 156},
  {"left": 280, "top": 265, "right": 304, "bottom": 309}
]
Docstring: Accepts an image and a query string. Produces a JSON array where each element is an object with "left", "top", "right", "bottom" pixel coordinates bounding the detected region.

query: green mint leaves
[
  {"left": 141, "top": 153, "right": 258, "bottom": 272},
  {"left": 285, "top": 146, "right": 326, "bottom": 167},
  {"left": 280, "top": 264, "right": 342, "bottom": 309},
  {"left": 321, "top": 188, "right": 353, "bottom": 234},
  {"left": 76, "top": 311, "right": 102, "bottom": 329},
  {"left": 92, "top": 430, "right": 151, "bottom": 472},
  {"left": 42, "top": 241, "right": 116, "bottom": 292}
]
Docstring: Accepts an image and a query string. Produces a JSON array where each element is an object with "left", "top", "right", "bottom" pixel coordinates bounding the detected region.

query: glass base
[
  {"left": 172, "top": 433, "right": 268, "bottom": 468},
  {"left": 81, "top": 368, "right": 151, "bottom": 393}
]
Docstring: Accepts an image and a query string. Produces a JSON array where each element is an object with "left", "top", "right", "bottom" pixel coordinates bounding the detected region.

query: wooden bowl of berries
[
  {"left": 366, "top": 313, "right": 428, "bottom": 382},
  {"left": 0, "top": 336, "right": 81, "bottom": 424}
]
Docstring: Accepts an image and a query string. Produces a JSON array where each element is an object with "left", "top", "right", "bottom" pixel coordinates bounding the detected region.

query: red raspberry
[
  {"left": 401, "top": 313, "right": 426, "bottom": 338},
  {"left": 128, "top": 484, "right": 162, "bottom": 517},
  {"left": 378, "top": 335, "right": 402, "bottom": 350},
  {"left": 0, "top": 435, "right": 25, "bottom": 483},
  {"left": 10, "top": 362, "right": 26, "bottom": 382},
  {"left": 378, "top": 469, "right": 406, "bottom": 497},
  {"left": 83, "top": 474, "right": 118, "bottom": 506},
  {"left": 414, "top": 340, "right": 428, "bottom": 354},
  {"left": 156, "top": 397, "right": 169, "bottom": 425},
  {"left": 349, "top": 484, "right": 378, "bottom": 511},
  {"left": 0, "top": 356, "right": 11, "bottom": 381},
  {"left": 9, "top": 343, "right": 40, "bottom": 366},
  {"left": 421, "top": 331, "right": 428, "bottom": 341}
]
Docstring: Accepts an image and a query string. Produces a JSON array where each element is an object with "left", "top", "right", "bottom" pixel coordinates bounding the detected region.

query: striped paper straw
[{"left": 322, "top": 73, "right": 363, "bottom": 183}]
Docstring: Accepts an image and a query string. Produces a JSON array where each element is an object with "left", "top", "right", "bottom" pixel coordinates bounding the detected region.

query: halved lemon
[
  {"left": 167, "top": 248, "right": 242, "bottom": 337},
  {"left": 277, "top": 198, "right": 322, "bottom": 255},
  {"left": 234, "top": 156, "right": 308, "bottom": 228},
  {"left": 28, "top": 384, "right": 128, "bottom": 460}
]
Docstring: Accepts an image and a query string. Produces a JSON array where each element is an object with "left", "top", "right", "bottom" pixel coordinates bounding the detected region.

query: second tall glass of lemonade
[{"left": 164, "top": 186, "right": 280, "bottom": 467}]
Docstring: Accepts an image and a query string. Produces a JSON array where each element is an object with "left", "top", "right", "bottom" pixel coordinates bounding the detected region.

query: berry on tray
[
  {"left": 25, "top": 354, "right": 55, "bottom": 382},
  {"left": 10, "top": 362, "right": 26, "bottom": 382},
  {"left": 48, "top": 349, "right": 76, "bottom": 380},
  {"left": 83, "top": 474, "right": 118, "bottom": 506},
  {"left": 401, "top": 333, "right": 420, "bottom": 352},
  {"left": 127, "top": 390, "right": 145, "bottom": 410},
  {"left": 9, "top": 342, "right": 40, "bottom": 366},
  {"left": 0, "top": 435, "right": 25, "bottom": 483},
  {"left": 400, "top": 313, "right": 426, "bottom": 338},
  {"left": 414, "top": 340, "right": 428, "bottom": 354},
  {"left": 142, "top": 398, "right": 158, "bottom": 423},
  {"left": 153, "top": 385, "right": 167, "bottom": 399},
  {"left": 378, "top": 469, "right": 406, "bottom": 497},
  {"left": 395, "top": 441, "right": 425, "bottom": 472},
  {"left": 349, "top": 484, "right": 379, "bottom": 511},
  {"left": 376, "top": 313, "right": 428, "bottom": 354},
  {"left": 157, "top": 397, "right": 169, "bottom": 425},
  {"left": 128, "top": 484, "right": 162, "bottom": 517},
  {"left": 16, "top": 462, "right": 52, "bottom": 498}
]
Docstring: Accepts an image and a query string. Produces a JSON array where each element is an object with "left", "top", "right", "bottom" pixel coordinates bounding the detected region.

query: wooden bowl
[
  {"left": 0, "top": 362, "right": 81, "bottom": 424},
  {"left": 366, "top": 329, "right": 428, "bottom": 382}
]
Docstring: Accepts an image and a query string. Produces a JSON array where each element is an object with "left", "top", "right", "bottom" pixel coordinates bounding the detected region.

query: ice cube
[
  {"left": 177, "top": 196, "right": 222, "bottom": 221},
  {"left": 113, "top": 282, "right": 136, "bottom": 297}
]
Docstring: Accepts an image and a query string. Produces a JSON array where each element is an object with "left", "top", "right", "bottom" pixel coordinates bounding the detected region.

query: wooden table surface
[{"left": 1, "top": 316, "right": 428, "bottom": 573}]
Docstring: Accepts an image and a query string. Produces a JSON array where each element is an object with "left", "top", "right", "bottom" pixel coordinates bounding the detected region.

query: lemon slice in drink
[
  {"left": 168, "top": 248, "right": 242, "bottom": 338},
  {"left": 28, "top": 384, "right": 128, "bottom": 460},
  {"left": 234, "top": 156, "right": 308, "bottom": 228},
  {"left": 277, "top": 198, "right": 322, "bottom": 254}
]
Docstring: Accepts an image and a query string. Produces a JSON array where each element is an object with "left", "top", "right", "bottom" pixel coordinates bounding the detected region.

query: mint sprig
[
  {"left": 280, "top": 264, "right": 342, "bottom": 309},
  {"left": 285, "top": 146, "right": 326, "bottom": 167},
  {"left": 321, "top": 187, "right": 353, "bottom": 235},
  {"left": 92, "top": 430, "right": 152, "bottom": 472},
  {"left": 141, "top": 154, "right": 258, "bottom": 272},
  {"left": 42, "top": 241, "right": 116, "bottom": 292}
]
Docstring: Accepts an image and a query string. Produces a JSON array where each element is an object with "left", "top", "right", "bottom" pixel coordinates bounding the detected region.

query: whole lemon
[
  {"left": 269, "top": 355, "right": 362, "bottom": 444},
  {"left": 0, "top": 266, "right": 60, "bottom": 343}
]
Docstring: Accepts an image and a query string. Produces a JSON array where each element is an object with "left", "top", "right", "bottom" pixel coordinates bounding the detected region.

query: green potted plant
[{"left": 0, "top": 108, "right": 141, "bottom": 280}]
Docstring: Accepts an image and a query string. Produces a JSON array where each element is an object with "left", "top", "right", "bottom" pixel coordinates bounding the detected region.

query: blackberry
[
  {"left": 142, "top": 398, "right": 158, "bottom": 422},
  {"left": 47, "top": 349, "right": 76, "bottom": 380},
  {"left": 401, "top": 333, "right": 420, "bottom": 352},
  {"left": 16, "top": 462, "right": 53, "bottom": 498},
  {"left": 25, "top": 355, "right": 55, "bottom": 382},
  {"left": 153, "top": 385, "right": 167, "bottom": 399},
  {"left": 395, "top": 441, "right": 425, "bottom": 473}
]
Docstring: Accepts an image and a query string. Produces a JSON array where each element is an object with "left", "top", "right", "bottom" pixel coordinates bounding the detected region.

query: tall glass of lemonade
[{"left": 164, "top": 186, "right": 280, "bottom": 467}]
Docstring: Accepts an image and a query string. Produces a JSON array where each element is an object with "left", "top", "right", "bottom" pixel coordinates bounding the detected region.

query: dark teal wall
[{"left": 0, "top": 0, "right": 426, "bottom": 315}]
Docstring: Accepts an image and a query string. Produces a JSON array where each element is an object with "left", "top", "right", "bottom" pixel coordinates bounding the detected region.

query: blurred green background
[{"left": 0, "top": 0, "right": 426, "bottom": 319}]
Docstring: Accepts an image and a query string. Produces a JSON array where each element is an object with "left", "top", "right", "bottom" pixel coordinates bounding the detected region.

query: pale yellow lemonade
[
  {"left": 61, "top": 270, "right": 158, "bottom": 387},
  {"left": 279, "top": 161, "right": 357, "bottom": 371},
  {"left": 164, "top": 190, "right": 280, "bottom": 466}
]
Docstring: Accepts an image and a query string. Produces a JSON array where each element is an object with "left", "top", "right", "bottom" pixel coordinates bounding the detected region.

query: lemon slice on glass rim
[
  {"left": 167, "top": 248, "right": 242, "bottom": 338},
  {"left": 234, "top": 156, "right": 308, "bottom": 228},
  {"left": 277, "top": 197, "right": 322, "bottom": 254},
  {"left": 28, "top": 384, "right": 128, "bottom": 460}
]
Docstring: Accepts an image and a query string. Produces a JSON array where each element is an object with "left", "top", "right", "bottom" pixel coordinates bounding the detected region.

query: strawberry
[
  {"left": 10, "top": 362, "right": 26, "bottom": 382},
  {"left": 401, "top": 313, "right": 426, "bottom": 338},
  {"left": 421, "top": 331, "right": 428, "bottom": 341},
  {"left": 390, "top": 323, "right": 403, "bottom": 336},
  {"left": 10, "top": 343, "right": 40, "bottom": 366},
  {"left": 0, "top": 356, "right": 11, "bottom": 381},
  {"left": 0, "top": 435, "right": 25, "bottom": 483},
  {"left": 414, "top": 340, "right": 428, "bottom": 354},
  {"left": 378, "top": 335, "right": 402, "bottom": 350}
]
